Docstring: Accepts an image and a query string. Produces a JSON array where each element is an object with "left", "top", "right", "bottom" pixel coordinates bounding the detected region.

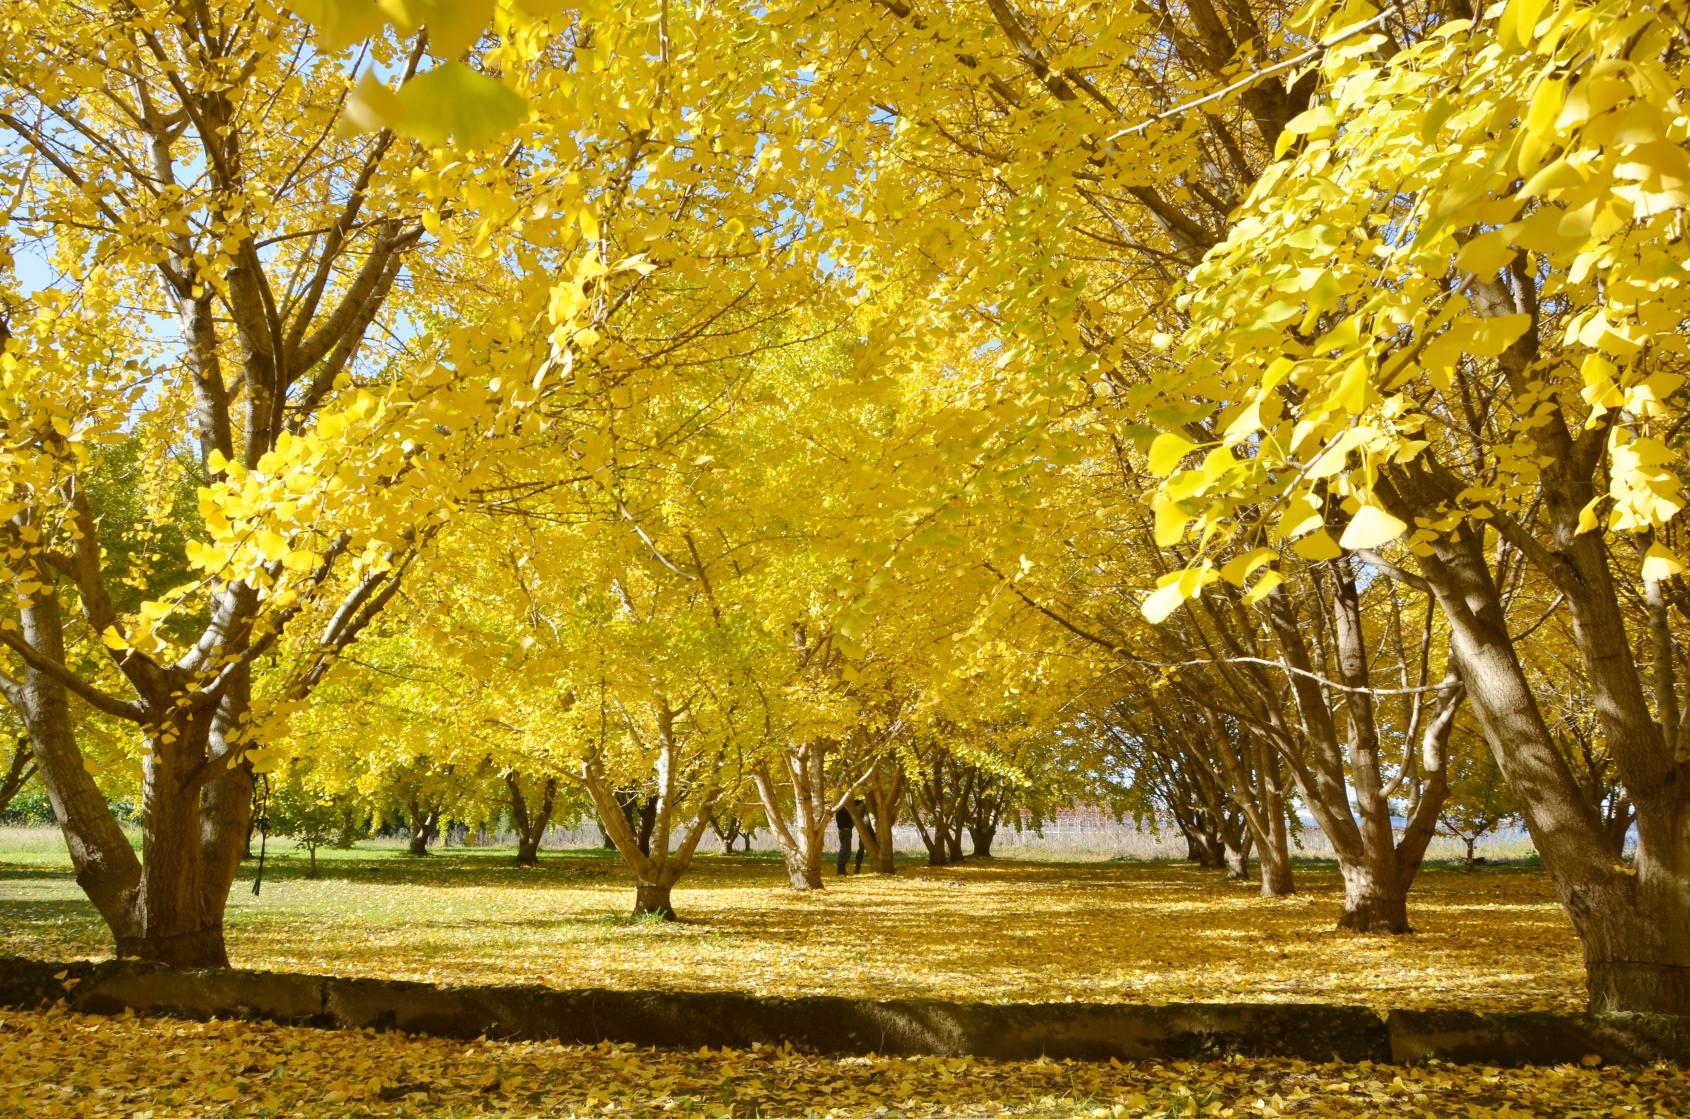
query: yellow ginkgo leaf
[
  {"left": 1641, "top": 543, "right": 1684, "bottom": 582},
  {"left": 1242, "top": 569, "right": 1284, "bottom": 606},
  {"left": 1293, "top": 529, "right": 1344, "bottom": 561},
  {"left": 1338, "top": 504, "right": 1408, "bottom": 550},
  {"left": 1147, "top": 432, "right": 1197, "bottom": 476}
]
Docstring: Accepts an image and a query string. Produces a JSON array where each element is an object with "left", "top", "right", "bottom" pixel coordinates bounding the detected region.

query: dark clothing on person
[{"left": 835, "top": 806, "right": 853, "bottom": 876}]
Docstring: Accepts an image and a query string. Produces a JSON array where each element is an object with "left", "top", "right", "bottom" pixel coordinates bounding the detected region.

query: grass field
[{"left": 0, "top": 828, "right": 1583, "bottom": 1012}]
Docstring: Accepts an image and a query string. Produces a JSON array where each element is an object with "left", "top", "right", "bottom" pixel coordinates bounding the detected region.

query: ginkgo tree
[
  {"left": 1145, "top": 0, "right": 1690, "bottom": 1012},
  {"left": 0, "top": 0, "right": 683, "bottom": 965},
  {"left": 1, "top": 1, "right": 463, "bottom": 965}
]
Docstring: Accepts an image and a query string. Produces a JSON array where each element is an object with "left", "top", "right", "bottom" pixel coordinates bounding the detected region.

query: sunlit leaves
[
  {"left": 350, "top": 63, "right": 529, "bottom": 149},
  {"left": 1337, "top": 504, "right": 1407, "bottom": 551},
  {"left": 1140, "top": 0, "right": 1690, "bottom": 622}
]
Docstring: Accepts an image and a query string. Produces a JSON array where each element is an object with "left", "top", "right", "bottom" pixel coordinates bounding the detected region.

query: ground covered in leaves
[
  {"left": 3, "top": 1006, "right": 1685, "bottom": 1118},
  {"left": 0, "top": 835, "right": 1584, "bottom": 1012}
]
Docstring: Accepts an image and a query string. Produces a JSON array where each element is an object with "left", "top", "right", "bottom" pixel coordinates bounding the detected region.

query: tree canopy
[{"left": 2, "top": 0, "right": 1687, "bottom": 1014}]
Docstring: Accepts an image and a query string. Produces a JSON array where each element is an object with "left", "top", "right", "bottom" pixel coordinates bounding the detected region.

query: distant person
[
  {"left": 836, "top": 804, "right": 854, "bottom": 876},
  {"left": 852, "top": 799, "right": 873, "bottom": 873}
]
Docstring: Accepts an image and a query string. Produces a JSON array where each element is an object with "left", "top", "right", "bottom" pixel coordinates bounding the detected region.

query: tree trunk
[
  {"left": 711, "top": 812, "right": 743, "bottom": 855},
  {"left": 120, "top": 706, "right": 241, "bottom": 966},
  {"left": 1260, "top": 570, "right": 1459, "bottom": 928},
  {"left": 911, "top": 805, "right": 948, "bottom": 866},
  {"left": 1388, "top": 506, "right": 1690, "bottom": 1011},
  {"left": 750, "top": 759, "right": 828, "bottom": 891},
  {"left": 778, "top": 834, "right": 823, "bottom": 888},
  {"left": 13, "top": 590, "right": 142, "bottom": 950},
  {"left": 197, "top": 670, "right": 255, "bottom": 924},
  {"left": 307, "top": 845, "right": 319, "bottom": 878},
  {"left": 13, "top": 576, "right": 260, "bottom": 968},
  {"left": 1223, "top": 830, "right": 1251, "bottom": 880},
  {"left": 634, "top": 795, "right": 657, "bottom": 857},
  {"left": 1257, "top": 746, "right": 1296, "bottom": 897},
  {"left": 1258, "top": 834, "right": 1295, "bottom": 898},
  {"left": 869, "top": 840, "right": 893, "bottom": 872},
  {"left": 578, "top": 696, "right": 719, "bottom": 923},
  {"left": 507, "top": 773, "right": 556, "bottom": 867},
  {"left": 1337, "top": 856, "right": 1410, "bottom": 933},
  {"left": 944, "top": 823, "right": 965, "bottom": 864},
  {"left": 963, "top": 775, "right": 1005, "bottom": 859},
  {"left": 855, "top": 760, "right": 902, "bottom": 874},
  {"left": 0, "top": 738, "right": 35, "bottom": 818},
  {"left": 632, "top": 881, "right": 675, "bottom": 920},
  {"left": 405, "top": 799, "right": 437, "bottom": 857}
]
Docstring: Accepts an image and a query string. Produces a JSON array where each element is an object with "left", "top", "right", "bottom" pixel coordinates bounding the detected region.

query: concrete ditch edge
[{"left": 1, "top": 956, "right": 1683, "bottom": 1066}]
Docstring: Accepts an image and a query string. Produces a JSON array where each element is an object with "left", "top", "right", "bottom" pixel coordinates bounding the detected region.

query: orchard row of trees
[{"left": 0, "top": 0, "right": 1685, "bottom": 1012}]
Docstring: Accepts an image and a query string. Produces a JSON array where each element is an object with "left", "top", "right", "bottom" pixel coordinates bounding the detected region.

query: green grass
[{"left": 0, "top": 826, "right": 1585, "bottom": 1012}]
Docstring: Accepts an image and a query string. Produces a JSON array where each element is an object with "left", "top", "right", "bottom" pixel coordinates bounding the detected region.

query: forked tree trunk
[
  {"left": 11, "top": 586, "right": 252, "bottom": 968},
  {"left": 1184, "top": 704, "right": 1296, "bottom": 898},
  {"left": 405, "top": 798, "right": 439, "bottom": 857},
  {"left": 751, "top": 747, "right": 837, "bottom": 892},
  {"left": 909, "top": 754, "right": 967, "bottom": 867},
  {"left": 752, "top": 791, "right": 824, "bottom": 889},
  {"left": 710, "top": 812, "right": 743, "bottom": 856},
  {"left": 964, "top": 773, "right": 1006, "bottom": 859},
  {"left": 1394, "top": 514, "right": 1690, "bottom": 1012},
  {"left": 1261, "top": 569, "right": 1461, "bottom": 930},
  {"left": 852, "top": 760, "right": 902, "bottom": 874},
  {"left": 771, "top": 832, "right": 824, "bottom": 888},
  {"left": 1336, "top": 858, "right": 1410, "bottom": 933},
  {"left": 911, "top": 805, "right": 949, "bottom": 866},
  {"left": 117, "top": 702, "right": 252, "bottom": 966},
  {"left": 507, "top": 773, "right": 557, "bottom": 867},
  {"left": 580, "top": 697, "right": 718, "bottom": 922}
]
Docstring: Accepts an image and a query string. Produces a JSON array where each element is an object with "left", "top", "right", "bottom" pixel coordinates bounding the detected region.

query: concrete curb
[{"left": 2, "top": 956, "right": 1683, "bottom": 1066}]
